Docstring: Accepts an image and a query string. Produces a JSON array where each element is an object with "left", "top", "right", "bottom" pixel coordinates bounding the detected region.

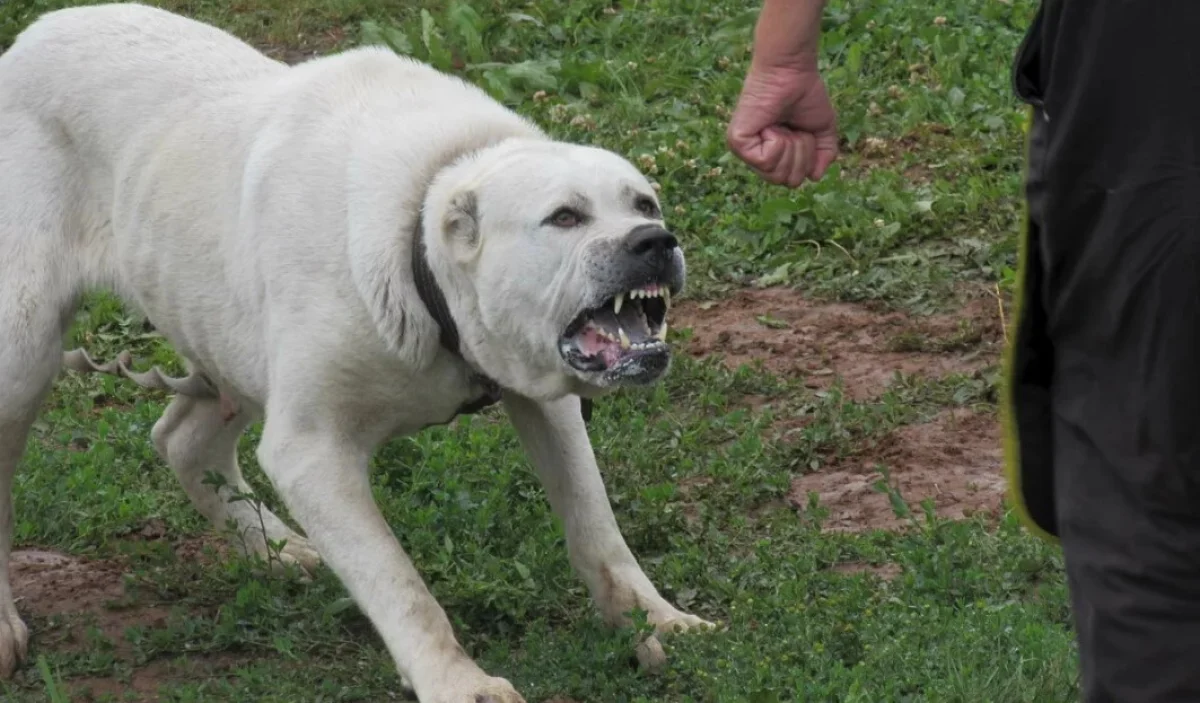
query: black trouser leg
[{"left": 1007, "top": 3, "right": 1200, "bottom": 700}]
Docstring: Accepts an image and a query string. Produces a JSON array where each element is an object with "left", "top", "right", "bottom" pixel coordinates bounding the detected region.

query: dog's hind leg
[
  {"left": 0, "top": 315, "right": 63, "bottom": 679},
  {"left": 0, "top": 337, "right": 62, "bottom": 680},
  {"left": 150, "top": 395, "right": 321, "bottom": 573},
  {"left": 0, "top": 112, "right": 91, "bottom": 678}
]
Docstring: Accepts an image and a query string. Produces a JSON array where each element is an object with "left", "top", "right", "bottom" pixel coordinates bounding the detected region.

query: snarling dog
[{"left": 0, "top": 4, "right": 712, "bottom": 700}]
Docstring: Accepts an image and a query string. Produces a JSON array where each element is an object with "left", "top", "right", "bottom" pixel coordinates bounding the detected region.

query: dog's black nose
[{"left": 625, "top": 224, "right": 678, "bottom": 258}]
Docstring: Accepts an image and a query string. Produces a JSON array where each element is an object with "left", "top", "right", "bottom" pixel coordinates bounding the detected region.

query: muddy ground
[
  {"left": 671, "top": 284, "right": 1007, "bottom": 532},
  {"left": 10, "top": 541, "right": 235, "bottom": 702}
]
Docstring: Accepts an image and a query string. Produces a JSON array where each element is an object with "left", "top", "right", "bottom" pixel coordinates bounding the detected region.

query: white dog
[{"left": 0, "top": 4, "right": 712, "bottom": 700}]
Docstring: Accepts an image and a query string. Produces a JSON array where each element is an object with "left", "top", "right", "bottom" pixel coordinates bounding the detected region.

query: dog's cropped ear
[{"left": 442, "top": 190, "right": 479, "bottom": 247}]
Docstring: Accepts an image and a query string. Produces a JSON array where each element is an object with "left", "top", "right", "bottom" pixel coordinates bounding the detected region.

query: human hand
[{"left": 727, "top": 62, "right": 839, "bottom": 188}]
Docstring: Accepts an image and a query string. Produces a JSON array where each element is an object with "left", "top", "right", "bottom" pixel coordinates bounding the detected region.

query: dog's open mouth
[{"left": 559, "top": 283, "right": 670, "bottom": 372}]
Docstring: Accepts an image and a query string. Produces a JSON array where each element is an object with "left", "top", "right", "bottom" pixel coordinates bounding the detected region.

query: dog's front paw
[
  {"left": 424, "top": 674, "right": 525, "bottom": 703},
  {"left": 0, "top": 602, "right": 29, "bottom": 679},
  {"left": 650, "top": 609, "right": 717, "bottom": 636},
  {"left": 634, "top": 608, "right": 720, "bottom": 673}
]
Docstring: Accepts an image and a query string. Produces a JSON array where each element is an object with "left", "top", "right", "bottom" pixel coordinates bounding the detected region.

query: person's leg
[
  {"left": 1050, "top": 184, "right": 1200, "bottom": 699},
  {"left": 1009, "top": 2, "right": 1200, "bottom": 700}
]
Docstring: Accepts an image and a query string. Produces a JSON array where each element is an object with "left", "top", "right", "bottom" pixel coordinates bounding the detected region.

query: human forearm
[{"left": 751, "top": 0, "right": 828, "bottom": 70}]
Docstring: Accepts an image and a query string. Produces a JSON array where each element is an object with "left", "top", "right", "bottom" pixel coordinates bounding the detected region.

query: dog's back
[{"left": 0, "top": 3, "right": 284, "bottom": 166}]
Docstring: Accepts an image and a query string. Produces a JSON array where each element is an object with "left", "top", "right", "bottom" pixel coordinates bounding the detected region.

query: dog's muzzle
[{"left": 557, "top": 224, "right": 684, "bottom": 386}]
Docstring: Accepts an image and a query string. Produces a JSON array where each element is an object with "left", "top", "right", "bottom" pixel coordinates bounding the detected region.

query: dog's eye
[
  {"left": 635, "top": 197, "right": 660, "bottom": 218},
  {"left": 547, "top": 207, "right": 584, "bottom": 228}
]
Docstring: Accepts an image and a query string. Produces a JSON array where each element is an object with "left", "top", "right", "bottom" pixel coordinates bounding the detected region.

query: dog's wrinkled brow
[
  {"left": 558, "top": 192, "right": 592, "bottom": 214},
  {"left": 621, "top": 184, "right": 656, "bottom": 205}
]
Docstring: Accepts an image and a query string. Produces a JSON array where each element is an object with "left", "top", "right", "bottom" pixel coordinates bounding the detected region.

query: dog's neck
[
  {"left": 410, "top": 214, "right": 465, "bottom": 359},
  {"left": 410, "top": 212, "right": 503, "bottom": 417}
]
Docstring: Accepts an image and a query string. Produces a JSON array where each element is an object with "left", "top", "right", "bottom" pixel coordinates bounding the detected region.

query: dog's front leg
[
  {"left": 257, "top": 414, "right": 524, "bottom": 703},
  {"left": 503, "top": 393, "right": 714, "bottom": 638}
]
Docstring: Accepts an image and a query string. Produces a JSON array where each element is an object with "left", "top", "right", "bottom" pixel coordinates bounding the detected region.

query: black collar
[{"left": 410, "top": 213, "right": 592, "bottom": 423}]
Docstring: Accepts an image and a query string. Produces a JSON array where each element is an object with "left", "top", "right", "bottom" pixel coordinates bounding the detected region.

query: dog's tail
[{"left": 61, "top": 348, "right": 219, "bottom": 398}]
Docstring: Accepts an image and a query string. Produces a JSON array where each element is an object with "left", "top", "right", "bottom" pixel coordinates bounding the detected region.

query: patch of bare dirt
[
  {"left": 67, "top": 653, "right": 247, "bottom": 703},
  {"left": 829, "top": 562, "right": 903, "bottom": 581},
  {"left": 674, "top": 286, "right": 1001, "bottom": 400},
  {"left": 10, "top": 535, "right": 230, "bottom": 695},
  {"left": 67, "top": 659, "right": 174, "bottom": 703},
  {"left": 13, "top": 549, "right": 128, "bottom": 618},
  {"left": 845, "top": 124, "right": 953, "bottom": 184},
  {"left": 10, "top": 548, "right": 170, "bottom": 657},
  {"left": 256, "top": 26, "right": 347, "bottom": 66},
  {"left": 788, "top": 408, "right": 1005, "bottom": 533},
  {"left": 844, "top": 122, "right": 955, "bottom": 183}
]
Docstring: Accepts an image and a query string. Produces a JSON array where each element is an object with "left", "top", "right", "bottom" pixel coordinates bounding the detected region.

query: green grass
[{"left": 0, "top": 0, "right": 1079, "bottom": 701}]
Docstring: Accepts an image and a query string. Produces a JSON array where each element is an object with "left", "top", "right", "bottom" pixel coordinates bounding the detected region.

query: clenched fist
[{"left": 726, "top": 0, "right": 838, "bottom": 188}]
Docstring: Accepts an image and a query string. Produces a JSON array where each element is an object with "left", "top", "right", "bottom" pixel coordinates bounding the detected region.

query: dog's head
[{"left": 423, "top": 137, "right": 685, "bottom": 399}]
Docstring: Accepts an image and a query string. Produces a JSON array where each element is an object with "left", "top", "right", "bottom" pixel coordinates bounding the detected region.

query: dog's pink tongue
[{"left": 577, "top": 326, "right": 620, "bottom": 368}]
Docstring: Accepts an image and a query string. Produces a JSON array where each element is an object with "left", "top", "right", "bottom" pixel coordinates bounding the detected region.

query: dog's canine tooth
[
  {"left": 655, "top": 322, "right": 668, "bottom": 341},
  {"left": 613, "top": 292, "right": 624, "bottom": 315},
  {"left": 663, "top": 288, "right": 671, "bottom": 307},
  {"left": 619, "top": 328, "right": 631, "bottom": 349}
]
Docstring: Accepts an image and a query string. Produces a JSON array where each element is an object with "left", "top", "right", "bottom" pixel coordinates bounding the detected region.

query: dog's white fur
[{"left": 0, "top": 5, "right": 709, "bottom": 701}]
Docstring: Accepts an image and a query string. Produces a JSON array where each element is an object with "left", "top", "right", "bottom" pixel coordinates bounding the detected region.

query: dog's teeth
[
  {"left": 619, "top": 328, "right": 631, "bottom": 349},
  {"left": 655, "top": 322, "right": 668, "bottom": 341},
  {"left": 663, "top": 288, "right": 671, "bottom": 307},
  {"left": 613, "top": 293, "right": 624, "bottom": 315}
]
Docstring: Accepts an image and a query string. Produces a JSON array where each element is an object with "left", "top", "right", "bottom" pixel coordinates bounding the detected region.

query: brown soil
[
  {"left": 10, "top": 537, "right": 228, "bottom": 699},
  {"left": 256, "top": 26, "right": 347, "bottom": 66},
  {"left": 845, "top": 124, "right": 954, "bottom": 184},
  {"left": 788, "top": 408, "right": 1006, "bottom": 533},
  {"left": 673, "top": 286, "right": 1002, "bottom": 400},
  {"left": 675, "top": 285, "right": 1008, "bottom": 534},
  {"left": 66, "top": 653, "right": 247, "bottom": 703},
  {"left": 12, "top": 549, "right": 146, "bottom": 626},
  {"left": 829, "top": 562, "right": 903, "bottom": 581}
]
